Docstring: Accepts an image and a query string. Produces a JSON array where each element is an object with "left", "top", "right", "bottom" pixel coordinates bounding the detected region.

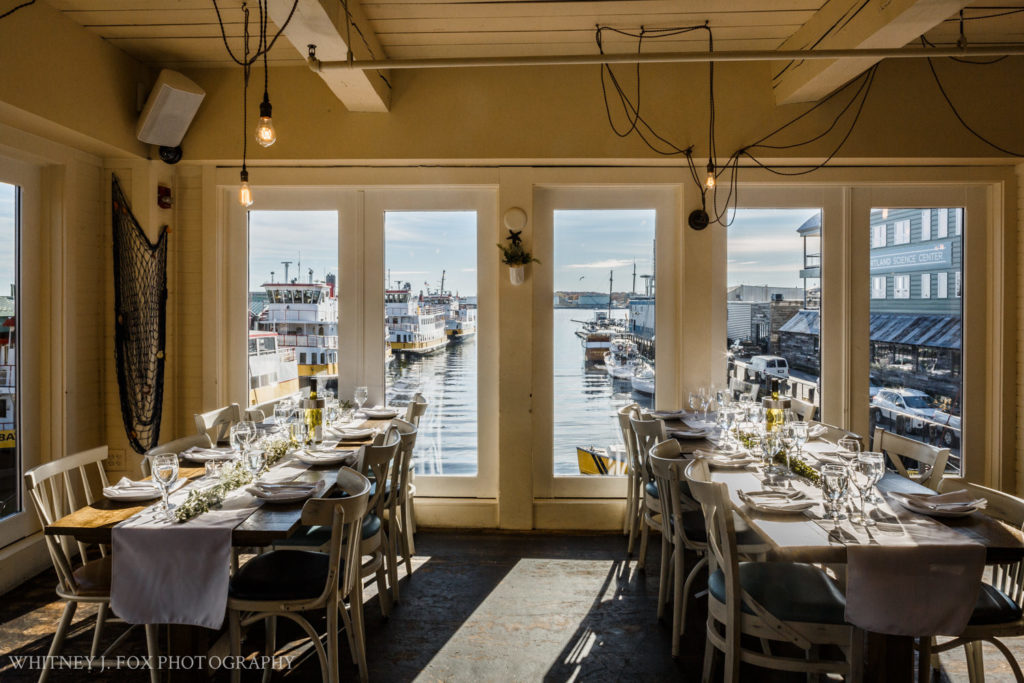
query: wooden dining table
[
  {"left": 44, "top": 418, "right": 392, "bottom": 681},
  {"left": 668, "top": 421, "right": 1024, "bottom": 682}
]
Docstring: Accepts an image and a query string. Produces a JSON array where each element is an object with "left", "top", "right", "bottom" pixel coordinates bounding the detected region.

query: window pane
[
  {"left": 0, "top": 183, "right": 16, "bottom": 520},
  {"left": 248, "top": 211, "right": 337, "bottom": 403},
  {"left": 553, "top": 210, "right": 655, "bottom": 476},
  {"left": 385, "top": 212, "right": 478, "bottom": 476},
  {"left": 726, "top": 209, "right": 823, "bottom": 416},
  {"left": 869, "top": 207, "right": 962, "bottom": 473}
]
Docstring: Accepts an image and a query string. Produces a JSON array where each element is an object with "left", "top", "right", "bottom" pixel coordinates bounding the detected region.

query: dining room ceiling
[{"left": 46, "top": 0, "right": 1024, "bottom": 111}]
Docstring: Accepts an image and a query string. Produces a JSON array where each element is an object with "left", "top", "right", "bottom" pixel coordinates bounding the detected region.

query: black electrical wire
[
  {"left": 0, "top": 0, "right": 33, "bottom": 21},
  {"left": 212, "top": 0, "right": 299, "bottom": 67}
]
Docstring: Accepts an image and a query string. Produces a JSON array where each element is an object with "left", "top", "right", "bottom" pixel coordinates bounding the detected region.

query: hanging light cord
[
  {"left": 261, "top": 0, "right": 270, "bottom": 105},
  {"left": 212, "top": 0, "right": 298, "bottom": 67},
  {"left": 0, "top": 0, "right": 34, "bottom": 21},
  {"left": 241, "top": 3, "right": 252, "bottom": 177}
]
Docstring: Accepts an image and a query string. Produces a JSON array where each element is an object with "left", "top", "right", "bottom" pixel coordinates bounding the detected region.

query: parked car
[
  {"left": 870, "top": 388, "right": 961, "bottom": 447},
  {"left": 749, "top": 355, "right": 789, "bottom": 381}
]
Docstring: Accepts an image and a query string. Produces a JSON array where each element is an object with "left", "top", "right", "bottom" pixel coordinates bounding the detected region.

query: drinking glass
[
  {"left": 780, "top": 422, "right": 797, "bottom": 476},
  {"left": 354, "top": 386, "right": 369, "bottom": 414},
  {"left": 854, "top": 452, "right": 885, "bottom": 526},
  {"left": 290, "top": 420, "right": 310, "bottom": 447},
  {"left": 791, "top": 421, "right": 809, "bottom": 461},
  {"left": 150, "top": 454, "right": 179, "bottom": 521},
  {"left": 688, "top": 391, "right": 699, "bottom": 414},
  {"left": 715, "top": 409, "right": 733, "bottom": 450},
  {"left": 273, "top": 403, "right": 292, "bottom": 431},
  {"left": 243, "top": 448, "right": 266, "bottom": 480},
  {"left": 699, "top": 389, "right": 711, "bottom": 421},
  {"left": 820, "top": 463, "right": 850, "bottom": 523},
  {"left": 229, "top": 423, "right": 249, "bottom": 456},
  {"left": 325, "top": 400, "right": 339, "bottom": 427},
  {"left": 759, "top": 429, "right": 783, "bottom": 476},
  {"left": 836, "top": 436, "right": 861, "bottom": 465},
  {"left": 237, "top": 420, "right": 258, "bottom": 452}
]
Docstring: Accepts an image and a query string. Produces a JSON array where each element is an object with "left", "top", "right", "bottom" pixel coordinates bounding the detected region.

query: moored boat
[
  {"left": 255, "top": 277, "right": 338, "bottom": 389},
  {"left": 387, "top": 283, "right": 449, "bottom": 355},
  {"left": 576, "top": 445, "right": 628, "bottom": 475},
  {"left": 604, "top": 338, "right": 640, "bottom": 379},
  {"left": 583, "top": 331, "right": 613, "bottom": 364},
  {"left": 631, "top": 360, "right": 655, "bottom": 395},
  {"left": 247, "top": 331, "right": 300, "bottom": 404},
  {"left": 446, "top": 302, "right": 477, "bottom": 342}
]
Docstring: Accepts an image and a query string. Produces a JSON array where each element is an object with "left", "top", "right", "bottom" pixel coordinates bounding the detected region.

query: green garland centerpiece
[{"left": 772, "top": 449, "right": 820, "bottom": 485}]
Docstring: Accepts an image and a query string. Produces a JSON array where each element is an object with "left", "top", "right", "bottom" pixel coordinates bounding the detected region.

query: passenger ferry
[
  {"left": 447, "top": 302, "right": 477, "bottom": 342},
  {"left": 386, "top": 283, "right": 449, "bottom": 355},
  {"left": 247, "top": 331, "right": 300, "bottom": 404},
  {"left": 254, "top": 277, "right": 338, "bottom": 387}
]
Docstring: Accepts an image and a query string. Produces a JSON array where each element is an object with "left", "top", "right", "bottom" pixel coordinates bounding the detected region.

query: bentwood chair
[
  {"left": 359, "top": 429, "right": 401, "bottom": 617},
  {"left": 926, "top": 477, "right": 1024, "bottom": 682},
  {"left": 24, "top": 447, "right": 158, "bottom": 683},
  {"left": 812, "top": 422, "right": 863, "bottom": 448},
  {"left": 228, "top": 467, "right": 372, "bottom": 683},
  {"left": 143, "top": 432, "right": 213, "bottom": 476},
  {"left": 789, "top": 396, "right": 816, "bottom": 422},
  {"left": 193, "top": 403, "right": 242, "bottom": 445},
  {"left": 685, "top": 458, "right": 860, "bottom": 682},
  {"left": 401, "top": 392, "right": 428, "bottom": 551},
  {"left": 616, "top": 403, "right": 642, "bottom": 551},
  {"left": 383, "top": 418, "right": 417, "bottom": 602},
  {"left": 872, "top": 426, "right": 949, "bottom": 490},
  {"left": 629, "top": 414, "right": 666, "bottom": 569},
  {"left": 649, "top": 443, "right": 768, "bottom": 656}
]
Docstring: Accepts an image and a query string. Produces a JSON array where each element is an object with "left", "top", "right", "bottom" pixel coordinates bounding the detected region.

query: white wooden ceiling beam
[
  {"left": 268, "top": 0, "right": 390, "bottom": 112},
  {"left": 772, "top": 0, "right": 970, "bottom": 105}
]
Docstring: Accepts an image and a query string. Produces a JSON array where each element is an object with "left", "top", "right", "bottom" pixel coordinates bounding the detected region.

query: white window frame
[
  {"left": 955, "top": 270, "right": 962, "bottom": 298},
  {"left": 871, "top": 276, "right": 887, "bottom": 299},
  {"left": 921, "top": 273, "right": 931, "bottom": 299},
  {"left": 954, "top": 208, "right": 963, "bottom": 236},
  {"left": 920, "top": 209, "right": 931, "bottom": 241},
  {"left": 893, "top": 274, "right": 910, "bottom": 299},
  {"left": 893, "top": 219, "right": 911, "bottom": 245},
  {"left": 871, "top": 223, "right": 887, "bottom": 248},
  {"left": 937, "top": 271, "right": 948, "bottom": 298}
]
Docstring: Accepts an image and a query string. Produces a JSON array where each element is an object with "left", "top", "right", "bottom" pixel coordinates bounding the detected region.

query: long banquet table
[{"left": 667, "top": 418, "right": 1024, "bottom": 682}]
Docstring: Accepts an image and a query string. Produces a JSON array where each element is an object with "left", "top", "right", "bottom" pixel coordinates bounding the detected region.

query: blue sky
[
  {"left": 247, "top": 206, "right": 818, "bottom": 295},
  {"left": 727, "top": 208, "right": 820, "bottom": 289}
]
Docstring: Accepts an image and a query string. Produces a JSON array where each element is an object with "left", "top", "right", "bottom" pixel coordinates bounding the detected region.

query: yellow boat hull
[{"left": 576, "top": 446, "right": 627, "bottom": 475}]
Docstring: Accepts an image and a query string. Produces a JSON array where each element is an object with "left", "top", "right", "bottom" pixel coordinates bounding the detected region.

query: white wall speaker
[{"left": 136, "top": 69, "right": 206, "bottom": 148}]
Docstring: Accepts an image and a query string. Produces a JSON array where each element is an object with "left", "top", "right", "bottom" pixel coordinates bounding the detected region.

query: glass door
[{"left": 533, "top": 187, "right": 677, "bottom": 498}]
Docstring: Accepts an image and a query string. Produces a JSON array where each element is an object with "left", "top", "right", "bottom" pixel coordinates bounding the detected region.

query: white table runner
[{"left": 111, "top": 460, "right": 310, "bottom": 629}]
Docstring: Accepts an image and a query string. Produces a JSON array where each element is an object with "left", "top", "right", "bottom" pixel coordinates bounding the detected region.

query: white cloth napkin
[
  {"left": 247, "top": 479, "right": 327, "bottom": 502},
  {"left": 807, "top": 424, "right": 828, "bottom": 439},
  {"left": 890, "top": 489, "right": 988, "bottom": 512},
  {"left": 738, "top": 489, "right": 816, "bottom": 512},
  {"left": 325, "top": 426, "right": 374, "bottom": 440},
  {"left": 651, "top": 409, "right": 689, "bottom": 419},
  {"left": 845, "top": 523, "right": 986, "bottom": 636},
  {"left": 103, "top": 477, "right": 160, "bottom": 497},
  {"left": 181, "top": 447, "right": 235, "bottom": 462},
  {"left": 694, "top": 448, "right": 749, "bottom": 459}
]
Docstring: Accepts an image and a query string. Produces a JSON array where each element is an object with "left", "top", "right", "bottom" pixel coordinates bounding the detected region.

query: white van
[{"left": 749, "top": 355, "right": 789, "bottom": 381}]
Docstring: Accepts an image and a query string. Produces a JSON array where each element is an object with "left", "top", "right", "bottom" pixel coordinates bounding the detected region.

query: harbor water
[{"left": 386, "top": 307, "right": 652, "bottom": 477}]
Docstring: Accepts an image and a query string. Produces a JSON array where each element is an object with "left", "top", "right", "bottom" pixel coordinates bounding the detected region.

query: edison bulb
[
  {"left": 239, "top": 170, "right": 254, "bottom": 207},
  {"left": 705, "top": 161, "right": 716, "bottom": 189},
  {"left": 255, "top": 116, "right": 277, "bottom": 147}
]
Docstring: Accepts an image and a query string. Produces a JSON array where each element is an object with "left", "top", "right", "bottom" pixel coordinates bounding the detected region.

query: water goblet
[
  {"left": 854, "top": 452, "right": 885, "bottom": 526},
  {"left": 791, "top": 421, "right": 809, "bottom": 461},
  {"left": 699, "top": 388, "right": 711, "bottom": 422},
  {"left": 149, "top": 454, "right": 179, "bottom": 521},
  {"left": 820, "top": 463, "right": 850, "bottom": 524},
  {"left": 688, "top": 391, "right": 700, "bottom": 414},
  {"left": 290, "top": 420, "right": 310, "bottom": 447},
  {"left": 273, "top": 404, "right": 292, "bottom": 432},
  {"left": 759, "top": 429, "right": 783, "bottom": 477},
  {"left": 779, "top": 422, "right": 797, "bottom": 476},
  {"left": 243, "top": 448, "right": 267, "bottom": 480},
  {"left": 229, "top": 422, "right": 250, "bottom": 457},
  {"left": 354, "top": 386, "right": 369, "bottom": 414},
  {"left": 237, "top": 420, "right": 258, "bottom": 452}
]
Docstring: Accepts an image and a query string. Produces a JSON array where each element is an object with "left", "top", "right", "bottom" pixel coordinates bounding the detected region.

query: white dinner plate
[
  {"left": 103, "top": 478, "right": 187, "bottom": 502},
  {"left": 651, "top": 410, "right": 689, "bottom": 420},
  {"left": 738, "top": 489, "right": 816, "bottom": 514},
  {"left": 327, "top": 427, "right": 375, "bottom": 440},
  {"left": 669, "top": 428, "right": 710, "bottom": 440},
  {"left": 295, "top": 449, "right": 359, "bottom": 466},
  {"left": 180, "top": 447, "right": 236, "bottom": 463},
  {"left": 892, "top": 495, "right": 978, "bottom": 518},
  {"left": 362, "top": 407, "right": 399, "bottom": 419},
  {"left": 698, "top": 455, "right": 758, "bottom": 469},
  {"left": 248, "top": 479, "right": 328, "bottom": 503}
]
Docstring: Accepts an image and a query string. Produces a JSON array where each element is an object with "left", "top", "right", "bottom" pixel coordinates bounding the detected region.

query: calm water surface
[{"left": 386, "top": 307, "right": 652, "bottom": 476}]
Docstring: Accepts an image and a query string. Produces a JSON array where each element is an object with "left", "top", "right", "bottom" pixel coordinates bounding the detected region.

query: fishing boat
[
  {"left": 582, "top": 331, "right": 613, "bottom": 364},
  {"left": 604, "top": 338, "right": 640, "bottom": 379},
  {"left": 576, "top": 445, "right": 628, "bottom": 475},
  {"left": 386, "top": 283, "right": 449, "bottom": 355},
  {"left": 631, "top": 360, "right": 655, "bottom": 395},
  {"left": 255, "top": 275, "right": 338, "bottom": 388}
]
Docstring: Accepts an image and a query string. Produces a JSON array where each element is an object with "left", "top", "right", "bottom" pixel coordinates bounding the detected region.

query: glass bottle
[{"left": 303, "top": 379, "right": 325, "bottom": 444}]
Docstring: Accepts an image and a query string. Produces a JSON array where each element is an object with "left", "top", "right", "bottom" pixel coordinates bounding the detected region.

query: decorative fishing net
[{"left": 112, "top": 175, "right": 168, "bottom": 454}]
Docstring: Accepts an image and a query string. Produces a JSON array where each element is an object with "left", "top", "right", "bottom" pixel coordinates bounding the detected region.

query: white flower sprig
[{"left": 173, "top": 462, "right": 254, "bottom": 523}]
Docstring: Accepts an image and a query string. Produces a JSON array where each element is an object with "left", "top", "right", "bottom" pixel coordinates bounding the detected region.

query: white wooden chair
[
  {"left": 228, "top": 467, "right": 372, "bottom": 683},
  {"left": 143, "top": 432, "right": 213, "bottom": 476},
  {"left": 926, "top": 477, "right": 1024, "bottom": 683},
  {"left": 24, "top": 447, "right": 158, "bottom": 683},
  {"left": 812, "top": 422, "right": 862, "bottom": 448},
  {"left": 872, "top": 426, "right": 949, "bottom": 490},
  {"left": 789, "top": 396, "right": 816, "bottom": 422},
  {"left": 685, "top": 458, "right": 860, "bottom": 682},
  {"left": 401, "top": 392, "right": 427, "bottom": 552},
  {"left": 629, "top": 414, "right": 666, "bottom": 570},
  {"left": 403, "top": 392, "right": 427, "bottom": 428},
  {"left": 359, "top": 430, "right": 401, "bottom": 618},
  {"left": 194, "top": 403, "right": 242, "bottom": 445},
  {"left": 616, "top": 403, "right": 642, "bottom": 550},
  {"left": 383, "top": 418, "right": 417, "bottom": 603}
]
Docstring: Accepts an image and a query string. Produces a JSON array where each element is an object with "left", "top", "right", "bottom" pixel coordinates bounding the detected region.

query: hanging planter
[{"left": 497, "top": 227, "right": 539, "bottom": 287}]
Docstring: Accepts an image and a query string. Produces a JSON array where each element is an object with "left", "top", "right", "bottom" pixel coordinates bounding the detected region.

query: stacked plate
[
  {"left": 890, "top": 490, "right": 987, "bottom": 518},
  {"left": 362, "top": 406, "right": 399, "bottom": 419},
  {"left": 694, "top": 449, "right": 757, "bottom": 469},
  {"left": 295, "top": 447, "right": 359, "bottom": 467},
  {"left": 248, "top": 479, "right": 328, "bottom": 504},
  {"left": 738, "top": 489, "right": 816, "bottom": 514},
  {"left": 180, "top": 447, "right": 235, "bottom": 463},
  {"left": 103, "top": 477, "right": 186, "bottom": 502}
]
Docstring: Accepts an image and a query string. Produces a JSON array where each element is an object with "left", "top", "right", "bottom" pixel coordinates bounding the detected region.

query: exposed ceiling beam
[
  {"left": 772, "top": 0, "right": 970, "bottom": 105},
  {"left": 268, "top": 0, "right": 390, "bottom": 112}
]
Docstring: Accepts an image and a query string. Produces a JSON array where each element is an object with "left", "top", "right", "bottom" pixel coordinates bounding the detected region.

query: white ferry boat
[
  {"left": 447, "top": 302, "right": 477, "bottom": 342},
  {"left": 247, "top": 331, "right": 300, "bottom": 404},
  {"left": 386, "top": 283, "right": 449, "bottom": 355},
  {"left": 255, "top": 278, "right": 338, "bottom": 387}
]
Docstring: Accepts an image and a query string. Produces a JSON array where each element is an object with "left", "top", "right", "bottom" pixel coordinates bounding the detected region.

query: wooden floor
[{"left": 0, "top": 530, "right": 1019, "bottom": 681}]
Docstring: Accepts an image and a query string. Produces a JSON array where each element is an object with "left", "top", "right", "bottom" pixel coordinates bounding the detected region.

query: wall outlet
[{"left": 108, "top": 448, "right": 126, "bottom": 471}]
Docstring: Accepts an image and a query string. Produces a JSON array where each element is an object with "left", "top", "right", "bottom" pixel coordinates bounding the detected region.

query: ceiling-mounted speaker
[{"left": 136, "top": 69, "right": 205, "bottom": 149}]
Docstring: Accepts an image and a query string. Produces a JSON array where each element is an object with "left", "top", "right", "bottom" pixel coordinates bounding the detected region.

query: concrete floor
[{"left": 0, "top": 530, "right": 1019, "bottom": 681}]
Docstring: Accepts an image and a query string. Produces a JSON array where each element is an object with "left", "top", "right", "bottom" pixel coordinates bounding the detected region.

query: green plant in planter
[{"left": 497, "top": 229, "right": 540, "bottom": 265}]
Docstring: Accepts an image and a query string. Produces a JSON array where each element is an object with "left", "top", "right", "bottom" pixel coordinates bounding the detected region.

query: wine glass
[
  {"left": 820, "top": 463, "right": 850, "bottom": 524},
  {"left": 354, "top": 386, "right": 369, "bottom": 414},
  {"left": 780, "top": 422, "right": 797, "bottom": 476},
  {"left": 758, "top": 428, "right": 782, "bottom": 476},
  {"left": 237, "top": 420, "right": 258, "bottom": 452},
  {"left": 149, "top": 454, "right": 179, "bottom": 521},
  {"left": 290, "top": 420, "right": 309, "bottom": 447},
  {"left": 699, "top": 389, "right": 711, "bottom": 422},
  {"left": 688, "top": 391, "right": 700, "bottom": 414},
  {"left": 837, "top": 436, "right": 861, "bottom": 465},
  {"left": 243, "top": 448, "right": 266, "bottom": 480},
  {"left": 854, "top": 452, "right": 885, "bottom": 526},
  {"left": 273, "top": 403, "right": 292, "bottom": 431},
  {"left": 229, "top": 423, "right": 249, "bottom": 456},
  {"left": 791, "top": 421, "right": 809, "bottom": 461}
]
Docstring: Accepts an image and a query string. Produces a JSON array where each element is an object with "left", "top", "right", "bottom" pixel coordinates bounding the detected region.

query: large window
[
  {"left": 385, "top": 211, "right": 478, "bottom": 476},
  {"left": 726, "top": 208, "right": 823, "bottom": 415},
  {"left": 247, "top": 211, "right": 337, "bottom": 404},
  {"left": 0, "top": 183, "right": 16, "bottom": 521},
  {"left": 552, "top": 210, "right": 655, "bottom": 477},
  {"left": 868, "top": 206, "right": 962, "bottom": 472}
]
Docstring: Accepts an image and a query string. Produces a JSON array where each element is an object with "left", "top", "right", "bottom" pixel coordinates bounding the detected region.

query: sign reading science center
[{"left": 870, "top": 240, "right": 953, "bottom": 273}]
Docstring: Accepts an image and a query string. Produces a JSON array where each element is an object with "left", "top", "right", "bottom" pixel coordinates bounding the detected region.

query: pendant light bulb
[
  {"left": 239, "top": 169, "right": 254, "bottom": 207},
  {"left": 255, "top": 95, "right": 277, "bottom": 147},
  {"left": 705, "top": 161, "right": 716, "bottom": 190}
]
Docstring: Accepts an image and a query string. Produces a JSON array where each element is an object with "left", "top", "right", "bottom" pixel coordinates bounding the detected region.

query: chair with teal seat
[
  {"left": 359, "top": 428, "right": 401, "bottom": 617},
  {"left": 616, "top": 403, "right": 642, "bottom": 552},
  {"left": 685, "top": 458, "right": 860, "bottom": 682},
  {"left": 629, "top": 414, "right": 665, "bottom": 569},
  {"left": 228, "top": 467, "right": 371, "bottom": 683},
  {"left": 382, "top": 418, "right": 417, "bottom": 603}
]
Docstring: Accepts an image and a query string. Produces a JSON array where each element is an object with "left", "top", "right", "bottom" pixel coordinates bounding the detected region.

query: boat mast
[
  {"left": 440, "top": 269, "right": 446, "bottom": 296},
  {"left": 608, "top": 269, "right": 613, "bottom": 319},
  {"left": 632, "top": 262, "right": 636, "bottom": 294},
  {"left": 281, "top": 260, "right": 292, "bottom": 283}
]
